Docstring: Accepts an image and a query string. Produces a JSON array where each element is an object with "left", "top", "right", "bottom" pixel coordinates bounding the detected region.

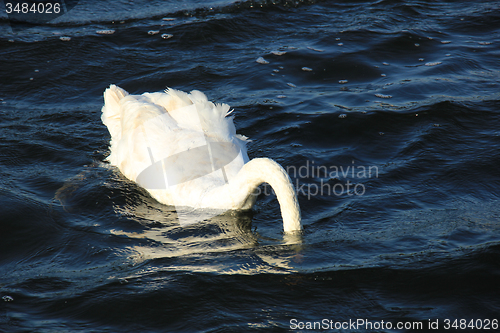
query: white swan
[{"left": 101, "top": 85, "right": 301, "bottom": 233}]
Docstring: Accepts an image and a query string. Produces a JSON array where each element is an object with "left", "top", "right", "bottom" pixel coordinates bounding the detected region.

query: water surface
[{"left": 1, "top": 0, "right": 500, "bottom": 331}]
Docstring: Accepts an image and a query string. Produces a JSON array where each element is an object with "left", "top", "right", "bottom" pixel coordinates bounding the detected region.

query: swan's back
[
  {"left": 102, "top": 85, "right": 248, "bottom": 146},
  {"left": 101, "top": 85, "right": 249, "bottom": 208}
]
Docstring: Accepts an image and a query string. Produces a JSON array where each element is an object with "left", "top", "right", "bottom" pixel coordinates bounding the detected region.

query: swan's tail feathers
[{"left": 102, "top": 84, "right": 129, "bottom": 141}]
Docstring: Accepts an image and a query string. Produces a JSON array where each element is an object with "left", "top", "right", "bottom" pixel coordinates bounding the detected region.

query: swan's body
[{"left": 101, "top": 85, "right": 301, "bottom": 233}]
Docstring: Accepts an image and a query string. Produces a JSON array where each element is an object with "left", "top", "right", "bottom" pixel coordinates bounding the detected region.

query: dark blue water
[{"left": 1, "top": 0, "right": 500, "bottom": 332}]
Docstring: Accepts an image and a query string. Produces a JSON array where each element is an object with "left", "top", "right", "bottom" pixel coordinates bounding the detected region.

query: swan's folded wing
[
  {"left": 103, "top": 88, "right": 180, "bottom": 178},
  {"left": 144, "top": 88, "right": 193, "bottom": 113},
  {"left": 119, "top": 94, "right": 178, "bottom": 134},
  {"left": 102, "top": 85, "right": 129, "bottom": 142}
]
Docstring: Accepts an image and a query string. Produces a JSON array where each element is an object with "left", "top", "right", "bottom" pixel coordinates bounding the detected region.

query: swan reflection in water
[
  {"left": 109, "top": 197, "right": 305, "bottom": 274},
  {"left": 53, "top": 168, "right": 304, "bottom": 274}
]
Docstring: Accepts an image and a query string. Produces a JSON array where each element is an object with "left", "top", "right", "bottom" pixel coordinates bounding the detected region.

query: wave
[{"left": 3, "top": 0, "right": 324, "bottom": 27}]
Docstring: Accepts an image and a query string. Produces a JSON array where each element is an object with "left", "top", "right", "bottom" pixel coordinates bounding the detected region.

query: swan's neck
[{"left": 230, "top": 158, "right": 302, "bottom": 233}]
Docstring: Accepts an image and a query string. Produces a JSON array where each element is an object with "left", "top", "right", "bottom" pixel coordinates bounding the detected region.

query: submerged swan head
[
  {"left": 101, "top": 84, "right": 302, "bottom": 233},
  {"left": 222, "top": 157, "right": 301, "bottom": 233}
]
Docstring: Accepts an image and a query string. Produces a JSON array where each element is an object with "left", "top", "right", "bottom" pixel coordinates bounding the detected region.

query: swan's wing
[
  {"left": 143, "top": 88, "right": 193, "bottom": 113},
  {"left": 102, "top": 84, "right": 129, "bottom": 142},
  {"left": 102, "top": 85, "right": 180, "bottom": 179},
  {"left": 147, "top": 88, "right": 246, "bottom": 143},
  {"left": 103, "top": 85, "right": 179, "bottom": 140},
  {"left": 146, "top": 87, "right": 250, "bottom": 159}
]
